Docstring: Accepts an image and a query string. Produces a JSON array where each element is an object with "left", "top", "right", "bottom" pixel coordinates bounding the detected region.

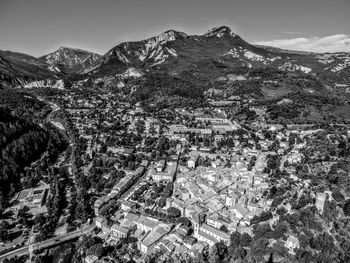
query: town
[{"left": 2, "top": 80, "right": 349, "bottom": 263}]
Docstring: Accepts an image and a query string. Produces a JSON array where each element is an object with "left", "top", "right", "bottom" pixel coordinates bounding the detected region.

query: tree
[
  {"left": 251, "top": 211, "right": 273, "bottom": 225},
  {"left": 332, "top": 189, "right": 344, "bottom": 202},
  {"left": 17, "top": 206, "right": 30, "bottom": 220},
  {"left": 271, "top": 222, "right": 288, "bottom": 239},
  {"left": 88, "top": 243, "right": 104, "bottom": 258},
  {"left": 233, "top": 246, "right": 247, "bottom": 260},
  {"left": 34, "top": 214, "right": 46, "bottom": 226},
  {"left": 230, "top": 231, "right": 241, "bottom": 248},
  {"left": 253, "top": 223, "right": 273, "bottom": 239},
  {"left": 176, "top": 217, "right": 192, "bottom": 228},
  {"left": 276, "top": 207, "right": 287, "bottom": 216},
  {"left": 145, "top": 198, "right": 155, "bottom": 207},
  {"left": 158, "top": 197, "right": 166, "bottom": 207},
  {"left": 251, "top": 237, "right": 270, "bottom": 256},
  {"left": 0, "top": 222, "right": 9, "bottom": 242},
  {"left": 219, "top": 225, "right": 228, "bottom": 233},
  {"left": 167, "top": 207, "right": 181, "bottom": 218},
  {"left": 209, "top": 241, "right": 228, "bottom": 263},
  {"left": 240, "top": 233, "right": 252, "bottom": 247},
  {"left": 33, "top": 255, "right": 53, "bottom": 263},
  {"left": 343, "top": 199, "right": 350, "bottom": 216}
]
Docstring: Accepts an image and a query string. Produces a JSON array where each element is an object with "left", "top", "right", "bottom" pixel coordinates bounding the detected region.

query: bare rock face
[{"left": 40, "top": 47, "right": 101, "bottom": 73}]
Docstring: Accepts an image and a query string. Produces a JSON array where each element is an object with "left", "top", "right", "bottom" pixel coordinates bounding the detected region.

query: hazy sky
[{"left": 0, "top": 0, "right": 349, "bottom": 56}]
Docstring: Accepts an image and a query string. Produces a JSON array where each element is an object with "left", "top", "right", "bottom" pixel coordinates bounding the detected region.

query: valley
[{"left": 0, "top": 26, "right": 350, "bottom": 263}]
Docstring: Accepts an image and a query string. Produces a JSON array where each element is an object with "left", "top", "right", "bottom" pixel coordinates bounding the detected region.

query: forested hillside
[
  {"left": 0, "top": 90, "right": 67, "bottom": 211},
  {"left": 0, "top": 108, "right": 49, "bottom": 195}
]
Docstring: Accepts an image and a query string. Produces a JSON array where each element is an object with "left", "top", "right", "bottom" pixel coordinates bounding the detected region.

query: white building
[
  {"left": 315, "top": 193, "right": 327, "bottom": 214},
  {"left": 111, "top": 224, "right": 130, "bottom": 238},
  {"left": 188, "top": 154, "right": 199, "bottom": 169}
]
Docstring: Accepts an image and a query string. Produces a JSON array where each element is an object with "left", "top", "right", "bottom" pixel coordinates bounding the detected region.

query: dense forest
[
  {"left": 130, "top": 72, "right": 206, "bottom": 109},
  {"left": 0, "top": 90, "right": 67, "bottom": 210},
  {"left": 0, "top": 107, "right": 48, "bottom": 195},
  {"left": 0, "top": 89, "right": 51, "bottom": 119}
]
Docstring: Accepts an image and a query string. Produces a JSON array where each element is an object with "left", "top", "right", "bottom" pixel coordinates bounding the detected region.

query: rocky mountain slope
[
  {"left": 40, "top": 47, "right": 101, "bottom": 73},
  {"left": 82, "top": 26, "right": 273, "bottom": 77},
  {"left": 0, "top": 50, "right": 54, "bottom": 87},
  {"left": 82, "top": 26, "right": 350, "bottom": 87},
  {"left": 1, "top": 26, "right": 350, "bottom": 89},
  {"left": 0, "top": 47, "right": 100, "bottom": 88}
]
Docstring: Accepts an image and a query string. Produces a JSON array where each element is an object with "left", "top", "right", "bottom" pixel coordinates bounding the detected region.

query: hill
[{"left": 40, "top": 47, "right": 101, "bottom": 73}]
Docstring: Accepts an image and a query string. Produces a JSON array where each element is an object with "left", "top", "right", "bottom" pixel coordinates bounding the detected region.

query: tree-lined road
[{"left": 0, "top": 224, "right": 95, "bottom": 261}]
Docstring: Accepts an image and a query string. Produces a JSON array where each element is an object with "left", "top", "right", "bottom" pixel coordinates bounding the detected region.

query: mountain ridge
[{"left": 0, "top": 26, "right": 350, "bottom": 88}]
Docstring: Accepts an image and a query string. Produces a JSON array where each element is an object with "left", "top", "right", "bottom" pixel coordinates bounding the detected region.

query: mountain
[
  {"left": 40, "top": 47, "right": 101, "bottom": 73},
  {"left": 0, "top": 50, "right": 54, "bottom": 88},
  {"left": 1, "top": 26, "right": 350, "bottom": 89},
  {"left": 82, "top": 26, "right": 350, "bottom": 86},
  {"left": 0, "top": 47, "right": 100, "bottom": 87},
  {"left": 82, "top": 26, "right": 272, "bottom": 77}
]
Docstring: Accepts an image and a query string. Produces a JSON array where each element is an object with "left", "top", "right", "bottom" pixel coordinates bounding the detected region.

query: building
[
  {"left": 135, "top": 215, "right": 159, "bottom": 232},
  {"left": 183, "top": 236, "right": 197, "bottom": 249},
  {"left": 194, "top": 222, "right": 230, "bottom": 246},
  {"left": 196, "top": 230, "right": 217, "bottom": 246},
  {"left": 111, "top": 224, "right": 130, "bottom": 238},
  {"left": 206, "top": 216, "right": 224, "bottom": 229},
  {"left": 199, "top": 223, "right": 230, "bottom": 245},
  {"left": 166, "top": 198, "right": 187, "bottom": 216},
  {"left": 94, "top": 199, "right": 105, "bottom": 216},
  {"left": 155, "top": 160, "right": 166, "bottom": 172},
  {"left": 139, "top": 224, "right": 171, "bottom": 253},
  {"left": 152, "top": 172, "right": 173, "bottom": 182},
  {"left": 17, "top": 189, "right": 31, "bottom": 202},
  {"left": 225, "top": 196, "right": 237, "bottom": 207},
  {"left": 231, "top": 204, "right": 249, "bottom": 219},
  {"left": 212, "top": 123, "right": 235, "bottom": 133},
  {"left": 188, "top": 154, "right": 200, "bottom": 169},
  {"left": 31, "top": 188, "right": 48, "bottom": 206},
  {"left": 95, "top": 216, "right": 106, "bottom": 228},
  {"left": 156, "top": 239, "right": 176, "bottom": 255},
  {"left": 85, "top": 255, "right": 98, "bottom": 263},
  {"left": 102, "top": 224, "right": 111, "bottom": 235},
  {"left": 120, "top": 212, "right": 140, "bottom": 229},
  {"left": 141, "top": 159, "right": 149, "bottom": 167},
  {"left": 151, "top": 161, "right": 176, "bottom": 183},
  {"left": 122, "top": 147, "right": 134, "bottom": 157},
  {"left": 16, "top": 181, "right": 49, "bottom": 207},
  {"left": 169, "top": 125, "right": 212, "bottom": 135},
  {"left": 121, "top": 200, "right": 136, "bottom": 212},
  {"left": 315, "top": 193, "right": 327, "bottom": 214},
  {"left": 195, "top": 117, "right": 229, "bottom": 123}
]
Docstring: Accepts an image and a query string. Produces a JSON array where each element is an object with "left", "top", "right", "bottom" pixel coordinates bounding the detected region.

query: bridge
[{"left": 0, "top": 224, "right": 95, "bottom": 261}]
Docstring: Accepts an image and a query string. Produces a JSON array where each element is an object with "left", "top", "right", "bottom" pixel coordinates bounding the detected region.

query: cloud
[{"left": 255, "top": 34, "right": 350, "bottom": 53}]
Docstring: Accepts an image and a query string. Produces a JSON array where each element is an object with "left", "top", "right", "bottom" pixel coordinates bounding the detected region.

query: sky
[{"left": 0, "top": 0, "right": 349, "bottom": 57}]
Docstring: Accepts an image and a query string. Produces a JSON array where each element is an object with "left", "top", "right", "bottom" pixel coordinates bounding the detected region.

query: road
[
  {"left": 47, "top": 102, "right": 66, "bottom": 131},
  {"left": 0, "top": 224, "right": 95, "bottom": 261}
]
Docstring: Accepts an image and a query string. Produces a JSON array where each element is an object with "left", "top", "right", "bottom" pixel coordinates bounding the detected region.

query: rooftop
[{"left": 201, "top": 223, "right": 230, "bottom": 240}]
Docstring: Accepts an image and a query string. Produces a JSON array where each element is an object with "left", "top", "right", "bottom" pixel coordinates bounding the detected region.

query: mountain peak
[
  {"left": 203, "top": 26, "right": 237, "bottom": 38},
  {"left": 40, "top": 46, "right": 101, "bottom": 72},
  {"left": 58, "top": 46, "right": 72, "bottom": 51},
  {"left": 57, "top": 46, "right": 77, "bottom": 52},
  {"left": 56, "top": 46, "right": 93, "bottom": 54},
  {"left": 157, "top": 29, "right": 189, "bottom": 43}
]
